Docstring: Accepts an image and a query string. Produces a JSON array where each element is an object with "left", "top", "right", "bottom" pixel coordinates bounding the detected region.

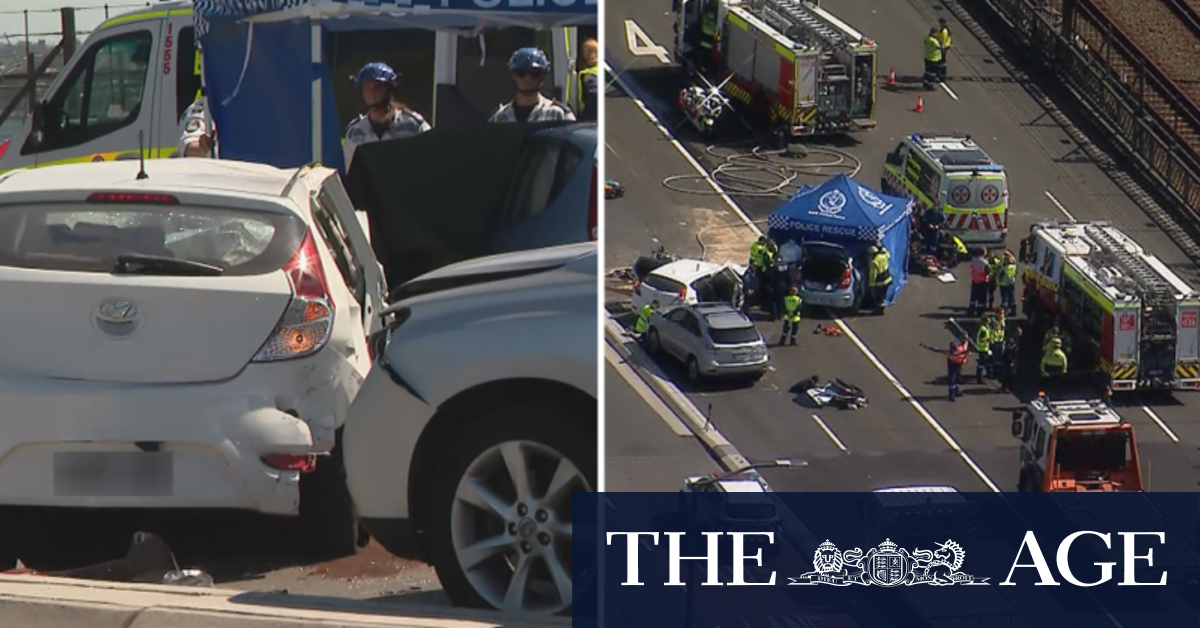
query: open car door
[{"left": 308, "top": 169, "right": 388, "bottom": 337}]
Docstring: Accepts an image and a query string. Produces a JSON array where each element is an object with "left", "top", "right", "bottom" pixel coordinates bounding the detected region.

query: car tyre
[
  {"left": 647, "top": 328, "right": 662, "bottom": 354},
  {"left": 299, "top": 428, "right": 361, "bottom": 559},
  {"left": 687, "top": 356, "right": 702, "bottom": 386},
  {"left": 426, "top": 401, "right": 596, "bottom": 615}
]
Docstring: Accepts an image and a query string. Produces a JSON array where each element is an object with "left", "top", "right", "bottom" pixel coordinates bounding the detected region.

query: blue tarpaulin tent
[
  {"left": 767, "top": 174, "right": 912, "bottom": 306},
  {"left": 192, "top": 0, "right": 596, "bottom": 171}
]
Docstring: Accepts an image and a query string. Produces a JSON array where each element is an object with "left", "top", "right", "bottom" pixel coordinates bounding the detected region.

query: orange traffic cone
[
  {"left": 887, "top": 66, "right": 896, "bottom": 86},
  {"left": 914, "top": 93, "right": 925, "bottom": 113}
]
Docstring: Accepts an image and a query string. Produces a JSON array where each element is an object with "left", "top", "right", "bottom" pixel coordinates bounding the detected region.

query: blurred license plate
[
  {"left": 53, "top": 451, "right": 173, "bottom": 497},
  {"left": 732, "top": 351, "right": 753, "bottom": 362}
]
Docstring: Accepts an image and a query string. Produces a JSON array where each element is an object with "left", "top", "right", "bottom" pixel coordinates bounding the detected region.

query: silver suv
[{"left": 645, "top": 303, "right": 769, "bottom": 384}]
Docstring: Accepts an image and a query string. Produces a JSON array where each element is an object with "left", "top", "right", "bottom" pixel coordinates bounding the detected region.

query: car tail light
[
  {"left": 253, "top": 230, "right": 335, "bottom": 362},
  {"left": 588, "top": 165, "right": 598, "bottom": 241},
  {"left": 839, "top": 268, "right": 852, "bottom": 289},
  {"left": 633, "top": 280, "right": 642, "bottom": 296},
  {"left": 87, "top": 192, "right": 178, "bottom": 205},
  {"left": 0, "top": 139, "right": 9, "bottom": 161},
  {"left": 261, "top": 453, "right": 317, "bottom": 474},
  {"left": 679, "top": 287, "right": 688, "bottom": 300}
]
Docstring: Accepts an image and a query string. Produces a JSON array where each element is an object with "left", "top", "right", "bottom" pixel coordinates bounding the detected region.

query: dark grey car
[{"left": 646, "top": 303, "right": 769, "bottom": 384}]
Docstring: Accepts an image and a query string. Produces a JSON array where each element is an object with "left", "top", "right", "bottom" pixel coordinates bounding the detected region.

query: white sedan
[{"left": 0, "top": 159, "right": 386, "bottom": 567}]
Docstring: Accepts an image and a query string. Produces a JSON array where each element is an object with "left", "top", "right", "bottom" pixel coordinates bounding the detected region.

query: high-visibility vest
[
  {"left": 949, "top": 340, "right": 969, "bottom": 364},
  {"left": 870, "top": 252, "right": 892, "bottom": 287},
  {"left": 570, "top": 65, "right": 600, "bottom": 114},
  {"left": 924, "top": 35, "right": 943, "bottom": 63},
  {"left": 635, "top": 304, "right": 653, "bottom": 333},
  {"left": 998, "top": 262, "right": 1017, "bottom": 286},
  {"left": 750, "top": 242, "right": 763, "bottom": 266},
  {"left": 970, "top": 258, "right": 988, "bottom": 284},
  {"left": 937, "top": 26, "right": 952, "bottom": 50},
  {"left": 1041, "top": 348, "right": 1068, "bottom": 375},
  {"left": 975, "top": 325, "right": 991, "bottom": 352},
  {"left": 783, "top": 294, "right": 802, "bottom": 323}
]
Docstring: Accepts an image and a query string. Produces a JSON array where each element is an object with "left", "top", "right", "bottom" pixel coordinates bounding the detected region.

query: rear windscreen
[
  {"left": 709, "top": 326, "right": 760, "bottom": 344},
  {"left": 0, "top": 204, "right": 306, "bottom": 275}
]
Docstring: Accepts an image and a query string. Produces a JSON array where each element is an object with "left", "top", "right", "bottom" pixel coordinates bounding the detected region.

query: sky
[{"left": 0, "top": 0, "right": 151, "bottom": 44}]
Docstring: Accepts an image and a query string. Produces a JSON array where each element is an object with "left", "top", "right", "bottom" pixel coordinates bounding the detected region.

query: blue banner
[{"left": 574, "top": 493, "right": 1200, "bottom": 628}]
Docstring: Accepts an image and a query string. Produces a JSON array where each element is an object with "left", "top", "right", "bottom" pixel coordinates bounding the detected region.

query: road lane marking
[
  {"left": 625, "top": 19, "right": 670, "bottom": 64},
  {"left": 810, "top": 414, "right": 848, "bottom": 453},
  {"left": 1044, "top": 190, "right": 1076, "bottom": 221},
  {"left": 939, "top": 82, "right": 959, "bottom": 100},
  {"left": 607, "top": 141, "right": 619, "bottom": 158},
  {"left": 1141, "top": 406, "right": 1180, "bottom": 443},
  {"left": 605, "top": 61, "right": 762, "bottom": 237},
  {"left": 610, "top": 54, "right": 1003, "bottom": 493},
  {"left": 606, "top": 342, "right": 693, "bottom": 436}
]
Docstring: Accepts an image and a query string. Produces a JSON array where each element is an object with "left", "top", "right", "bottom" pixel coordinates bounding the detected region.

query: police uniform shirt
[
  {"left": 343, "top": 107, "right": 431, "bottom": 170},
  {"left": 489, "top": 94, "right": 576, "bottom": 123},
  {"left": 177, "top": 98, "right": 216, "bottom": 158}
]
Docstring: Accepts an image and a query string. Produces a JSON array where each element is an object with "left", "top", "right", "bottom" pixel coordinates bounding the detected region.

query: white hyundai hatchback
[{"left": 0, "top": 159, "right": 385, "bottom": 566}]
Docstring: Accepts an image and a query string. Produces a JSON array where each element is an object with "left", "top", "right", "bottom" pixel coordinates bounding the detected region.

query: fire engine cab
[
  {"left": 671, "top": 0, "right": 877, "bottom": 137},
  {"left": 1019, "top": 221, "right": 1200, "bottom": 392},
  {"left": 1011, "top": 395, "right": 1142, "bottom": 492}
]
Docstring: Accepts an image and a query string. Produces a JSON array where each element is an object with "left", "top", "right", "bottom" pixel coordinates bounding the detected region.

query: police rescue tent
[
  {"left": 767, "top": 174, "right": 912, "bottom": 305},
  {"left": 193, "top": 0, "right": 596, "bottom": 172}
]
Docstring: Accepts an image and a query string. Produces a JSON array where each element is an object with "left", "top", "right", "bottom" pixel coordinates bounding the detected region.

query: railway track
[{"left": 1078, "top": 0, "right": 1200, "bottom": 165}]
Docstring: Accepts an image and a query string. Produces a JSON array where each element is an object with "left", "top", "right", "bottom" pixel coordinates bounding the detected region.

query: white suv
[
  {"left": 0, "top": 159, "right": 386, "bottom": 567},
  {"left": 343, "top": 242, "right": 598, "bottom": 615}
]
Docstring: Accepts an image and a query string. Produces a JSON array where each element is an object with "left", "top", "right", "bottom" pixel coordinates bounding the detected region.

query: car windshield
[
  {"left": 0, "top": 204, "right": 306, "bottom": 275},
  {"left": 709, "top": 325, "right": 760, "bottom": 345}
]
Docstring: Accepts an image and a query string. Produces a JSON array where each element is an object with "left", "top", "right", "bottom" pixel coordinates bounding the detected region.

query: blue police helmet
[
  {"left": 508, "top": 47, "right": 550, "bottom": 72},
  {"left": 354, "top": 62, "right": 399, "bottom": 86}
]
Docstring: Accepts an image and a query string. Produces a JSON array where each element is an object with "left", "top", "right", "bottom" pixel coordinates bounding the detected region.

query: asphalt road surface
[
  {"left": 605, "top": 0, "right": 1200, "bottom": 492},
  {"left": 604, "top": 362, "right": 719, "bottom": 490}
]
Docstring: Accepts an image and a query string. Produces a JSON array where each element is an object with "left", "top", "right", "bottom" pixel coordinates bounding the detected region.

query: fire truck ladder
[
  {"left": 1083, "top": 225, "right": 1175, "bottom": 303},
  {"left": 758, "top": 0, "right": 846, "bottom": 48}
]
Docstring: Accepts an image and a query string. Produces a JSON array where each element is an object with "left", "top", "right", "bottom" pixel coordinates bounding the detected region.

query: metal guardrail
[{"left": 973, "top": 0, "right": 1200, "bottom": 240}]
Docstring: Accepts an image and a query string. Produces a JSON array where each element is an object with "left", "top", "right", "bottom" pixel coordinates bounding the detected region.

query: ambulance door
[
  {"left": 156, "top": 10, "right": 202, "bottom": 158},
  {"left": 19, "top": 20, "right": 162, "bottom": 168}
]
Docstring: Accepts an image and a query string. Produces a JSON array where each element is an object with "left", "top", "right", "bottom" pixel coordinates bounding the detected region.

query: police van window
[
  {"left": 34, "top": 31, "right": 152, "bottom": 152},
  {"left": 174, "top": 26, "right": 202, "bottom": 122},
  {"left": 312, "top": 191, "right": 365, "bottom": 306}
]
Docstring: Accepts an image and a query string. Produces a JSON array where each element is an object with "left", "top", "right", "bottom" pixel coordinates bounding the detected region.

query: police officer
[
  {"left": 1044, "top": 324, "right": 1072, "bottom": 356},
  {"left": 975, "top": 314, "right": 993, "bottom": 384},
  {"left": 935, "top": 16, "right": 952, "bottom": 82},
  {"left": 990, "top": 309, "right": 1006, "bottom": 377},
  {"left": 569, "top": 37, "right": 599, "bottom": 122},
  {"left": 945, "top": 332, "right": 970, "bottom": 401},
  {"left": 178, "top": 97, "right": 216, "bottom": 158},
  {"left": 999, "top": 325, "right": 1022, "bottom": 394},
  {"left": 780, "top": 286, "right": 802, "bottom": 346},
  {"left": 923, "top": 26, "right": 944, "bottom": 90},
  {"left": 1040, "top": 337, "right": 1068, "bottom": 390},
  {"left": 344, "top": 62, "right": 432, "bottom": 171},
  {"left": 634, "top": 300, "right": 659, "bottom": 341},
  {"left": 998, "top": 249, "right": 1017, "bottom": 315},
  {"left": 490, "top": 48, "right": 576, "bottom": 123},
  {"left": 867, "top": 244, "right": 892, "bottom": 314},
  {"left": 749, "top": 236, "right": 767, "bottom": 271},
  {"left": 968, "top": 247, "right": 989, "bottom": 316}
]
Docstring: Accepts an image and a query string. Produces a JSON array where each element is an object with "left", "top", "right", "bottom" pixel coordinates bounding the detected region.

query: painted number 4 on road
[
  {"left": 625, "top": 19, "right": 670, "bottom": 64},
  {"left": 1183, "top": 311, "right": 1198, "bottom": 328}
]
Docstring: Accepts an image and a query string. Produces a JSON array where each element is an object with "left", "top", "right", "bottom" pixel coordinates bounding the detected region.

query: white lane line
[
  {"left": 1044, "top": 190, "right": 1076, "bottom": 222},
  {"left": 811, "top": 414, "right": 849, "bottom": 453},
  {"left": 611, "top": 54, "right": 1002, "bottom": 493},
  {"left": 1141, "top": 406, "right": 1180, "bottom": 443},
  {"left": 605, "top": 62, "right": 763, "bottom": 237},
  {"left": 605, "top": 343, "right": 693, "bottom": 436},
  {"left": 939, "top": 82, "right": 960, "bottom": 100},
  {"left": 606, "top": 141, "right": 619, "bottom": 158}
]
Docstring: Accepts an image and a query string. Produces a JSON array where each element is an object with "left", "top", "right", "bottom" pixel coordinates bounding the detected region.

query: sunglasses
[{"left": 514, "top": 69, "right": 546, "bottom": 78}]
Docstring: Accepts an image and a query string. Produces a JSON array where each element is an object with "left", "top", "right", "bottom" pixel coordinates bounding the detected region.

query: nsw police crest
[
  {"left": 789, "top": 539, "right": 989, "bottom": 587},
  {"left": 811, "top": 190, "right": 847, "bottom": 219}
]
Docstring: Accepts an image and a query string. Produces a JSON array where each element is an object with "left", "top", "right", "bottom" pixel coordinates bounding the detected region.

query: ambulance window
[
  {"left": 912, "top": 157, "right": 941, "bottom": 201},
  {"left": 174, "top": 26, "right": 202, "bottom": 122},
  {"left": 38, "top": 31, "right": 153, "bottom": 151}
]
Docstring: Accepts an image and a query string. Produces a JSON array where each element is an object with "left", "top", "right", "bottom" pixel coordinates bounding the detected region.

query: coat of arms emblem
[{"left": 789, "top": 538, "right": 989, "bottom": 587}]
